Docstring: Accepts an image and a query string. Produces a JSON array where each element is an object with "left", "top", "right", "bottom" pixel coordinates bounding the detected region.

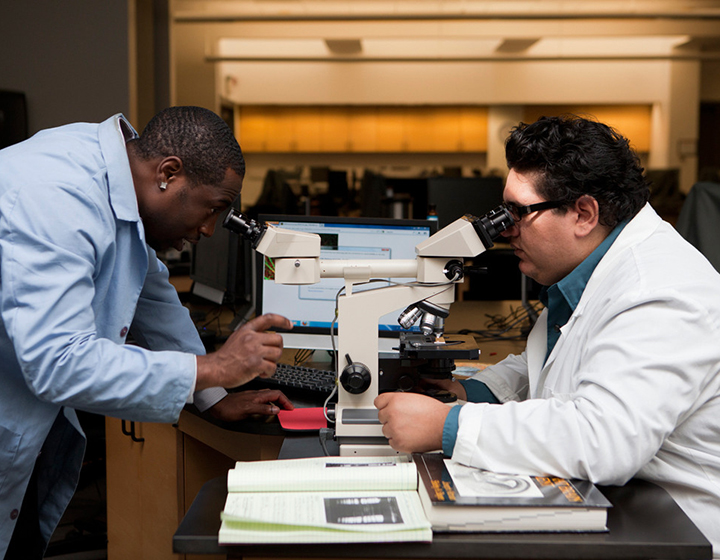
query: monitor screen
[
  {"left": 426, "top": 177, "right": 505, "bottom": 228},
  {"left": 190, "top": 199, "right": 253, "bottom": 312},
  {"left": 256, "top": 215, "right": 438, "bottom": 342}
]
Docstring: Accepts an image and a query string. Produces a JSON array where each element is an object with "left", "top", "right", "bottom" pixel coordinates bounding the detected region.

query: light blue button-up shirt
[{"left": 0, "top": 114, "right": 221, "bottom": 553}]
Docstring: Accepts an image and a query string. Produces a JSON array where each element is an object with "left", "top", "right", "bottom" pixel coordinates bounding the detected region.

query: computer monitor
[
  {"left": 424, "top": 177, "right": 540, "bottom": 303},
  {"left": 382, "top": 176, "right": 429, "bottom": 220},
  {"left": 190, "top": 199, "right": 254, "bottom": 322},
  {"left": 426, "top": 177, "right": 505, "bottom": 228},
  {"left": 256, "top": 214, "right": 438, "bottom": 350},
  {"left": 464, "top": 248, "right": 542, "bottom": 302}
]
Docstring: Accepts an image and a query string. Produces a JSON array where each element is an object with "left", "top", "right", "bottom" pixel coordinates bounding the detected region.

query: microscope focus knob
[{"left": 340, "top": 362, "right": 372, "bottom": 394}]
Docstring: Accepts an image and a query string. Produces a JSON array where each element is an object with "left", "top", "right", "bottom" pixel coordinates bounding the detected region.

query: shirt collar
[
  {"left": 97, "top": 114, "right": 140, "bottom": 223},
  {"left": 540, "top": 219, "right": 628, "bottom": 311}
]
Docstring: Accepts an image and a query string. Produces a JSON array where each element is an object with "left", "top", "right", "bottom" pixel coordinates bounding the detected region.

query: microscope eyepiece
[
  {"left": 465, "top": 205, "right": 515, "bottom": 248},
  {"left": 222, "top": 209, "right": 266, "bottom": 247}
]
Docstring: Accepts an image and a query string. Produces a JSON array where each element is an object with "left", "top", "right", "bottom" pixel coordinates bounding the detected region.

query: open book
[
  {"left": 219, "top": 456, "right": 432, "bottom": 544},
  {"left": 413, "top": 453, "right": 612, "bottom": 533}
]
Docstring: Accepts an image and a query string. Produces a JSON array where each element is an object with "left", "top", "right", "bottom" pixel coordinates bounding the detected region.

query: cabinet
[
  {"left": 236, "top": 105, "right": 489, "bottom": 153},
  {"left": 106, "top": 412, "right": 284, "bottom": 560},
  {"left": 106, "top": 419, "right": 182, "bottom": 560},
  {"left": 523, "top": 105, "right": 651, "bottom": 152},
  {"left": 235, "top": 104, "right": 652, "bottom": 154}
]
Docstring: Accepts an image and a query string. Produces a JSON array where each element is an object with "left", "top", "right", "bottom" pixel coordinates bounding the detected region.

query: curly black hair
[
  {"left": 128, "top": 106, "right": 245, "bottom": 187},
  {"left": 505, "top": 114, "right": 650, "bottom": 228}
]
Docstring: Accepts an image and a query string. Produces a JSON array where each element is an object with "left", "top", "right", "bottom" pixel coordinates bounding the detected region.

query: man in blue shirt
[
  {"left": 376, "top": 115, "right": 720, "bottom": 554},
  {"left": 0, "top": 106, "right": 293, "bottom": 558}
]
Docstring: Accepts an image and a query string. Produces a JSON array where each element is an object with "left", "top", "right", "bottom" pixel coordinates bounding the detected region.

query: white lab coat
[{"left": 454, "top": 204, "right": 720, "bottom": 555}]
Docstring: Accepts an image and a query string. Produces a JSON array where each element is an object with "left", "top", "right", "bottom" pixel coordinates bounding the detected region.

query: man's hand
[
  {"left": 419, "top": 377, "right": 468, "bottom": 401},
  {"left": 208, "top": 389, "right": 294, "bottom": 422},
  {"left": 375, "top": 392, "right": 452, "bottom": 453},
  {"left": 196, "top": 313, "right": 292, "bottom": 390}
]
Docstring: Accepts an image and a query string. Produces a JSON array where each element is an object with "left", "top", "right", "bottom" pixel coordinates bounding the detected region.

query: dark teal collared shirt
[
  {"left": 442, "top": 220, "right": 628, "bottom": 456},
  {"left": 539, "top": 220, "right": 627, "bottom": 363}
]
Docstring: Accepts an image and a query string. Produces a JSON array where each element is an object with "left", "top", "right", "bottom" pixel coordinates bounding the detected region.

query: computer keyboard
[{"left": 257, "top": 363, "right": 337, "bottom": 400}]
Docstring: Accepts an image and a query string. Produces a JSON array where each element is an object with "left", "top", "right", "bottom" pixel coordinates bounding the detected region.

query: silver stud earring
[{"left": 159, "top": 181, "right": 167, "bottom": 191}]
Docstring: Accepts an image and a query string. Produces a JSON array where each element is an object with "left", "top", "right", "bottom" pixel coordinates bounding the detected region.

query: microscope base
[{"left": 339, "top": 443, "right": 406, "bottom": 457}]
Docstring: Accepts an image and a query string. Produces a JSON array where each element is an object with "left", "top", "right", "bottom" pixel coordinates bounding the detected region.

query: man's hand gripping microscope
[{"left": 223, "top": 207, "right": 514, "bottom": 456}]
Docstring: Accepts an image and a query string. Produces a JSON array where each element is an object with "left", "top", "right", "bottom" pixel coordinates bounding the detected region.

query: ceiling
[
  {"left": 173, "top": 0, "right": 720, "bottom": 63},
  {"left": 174, "top": 0, "right": 720, "bottom": 20}
]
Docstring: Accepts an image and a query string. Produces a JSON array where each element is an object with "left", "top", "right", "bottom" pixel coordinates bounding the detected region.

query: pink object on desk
[{"left": 277, "top": 407, "right": 327, "bottom": 431}]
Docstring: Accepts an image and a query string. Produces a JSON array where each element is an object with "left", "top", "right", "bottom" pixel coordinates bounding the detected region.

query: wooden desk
[{"left": 173, "top": 474, "right": 712, "bottom": 559}]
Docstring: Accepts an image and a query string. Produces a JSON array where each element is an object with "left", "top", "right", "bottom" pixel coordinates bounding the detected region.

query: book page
[
  {"left": 219, "top": 490, "right": 432, "bottom": 544},
  {"left": 228, "top": 456, "right": 417, "bottom": 493},
  {"left": 444, "top": 460, "right": 543, "bottom": 499}
]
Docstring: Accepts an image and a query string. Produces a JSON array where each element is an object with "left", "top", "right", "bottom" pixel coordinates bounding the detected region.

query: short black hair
[
  {"left": 505, "top": 114, "right": 650, "bottom": 228},
  {"left": 128, "top": 106, "right": 245, "bottom": 186}
]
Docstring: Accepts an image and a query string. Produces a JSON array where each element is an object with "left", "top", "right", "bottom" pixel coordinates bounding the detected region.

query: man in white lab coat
[{"left": 376, "top": 115, "right": 720, "bottom": 555}]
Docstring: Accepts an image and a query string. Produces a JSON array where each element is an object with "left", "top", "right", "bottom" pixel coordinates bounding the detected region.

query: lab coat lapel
[
  {"left": 537, "top": 312, "right": 579, "bottom": 394},
  {"left": 526, "top": 308, "right": 548, "bottom": 398},
  {"left": 581, "top": 204, "right": 659, "bottom": 303}
]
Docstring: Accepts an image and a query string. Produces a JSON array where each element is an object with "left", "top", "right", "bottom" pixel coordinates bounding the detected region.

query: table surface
[{"left": 173, "top": 435, "right": 712, "bottom": 559}]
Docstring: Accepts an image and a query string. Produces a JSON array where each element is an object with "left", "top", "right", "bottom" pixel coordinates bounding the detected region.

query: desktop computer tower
[{"left": 0, "top": 91, "right": 28, "bottom": 149}]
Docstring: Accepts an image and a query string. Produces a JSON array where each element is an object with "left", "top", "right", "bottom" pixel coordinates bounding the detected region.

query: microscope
[{"left": 224, "top": 207, "right": 514, "bottom": 455}]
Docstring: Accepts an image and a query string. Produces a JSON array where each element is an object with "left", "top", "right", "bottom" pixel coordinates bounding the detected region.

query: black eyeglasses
[{"left": 502, "top": 200, "right": 564, "bottom": 222}]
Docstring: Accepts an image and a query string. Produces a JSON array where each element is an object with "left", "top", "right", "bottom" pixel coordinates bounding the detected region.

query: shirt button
[
  {"left": 10, "top": 509, "right": 18, "bottom": 520},
  {"left": 554, "top": 324, "right": 561, "bottom": 333},
  {"left": 120, "top": 327, "right": 128, "bottom": 337}
]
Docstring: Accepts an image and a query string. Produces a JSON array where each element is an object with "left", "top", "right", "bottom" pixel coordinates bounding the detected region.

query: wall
[
  {"left": 0, "top": 1, "right": 130, "bottom": 135},
  {"left": 217, "top": 60, "right": 671, "bottom": 106},
  {"left": 701, "top": 61, "right": 720, "bottom": 102},
  {"left": 173, "top": 22, "right": 709, "bottom": 201},
  {"left": 173, "top": 17, "right": 720, "bottom": 203}
]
